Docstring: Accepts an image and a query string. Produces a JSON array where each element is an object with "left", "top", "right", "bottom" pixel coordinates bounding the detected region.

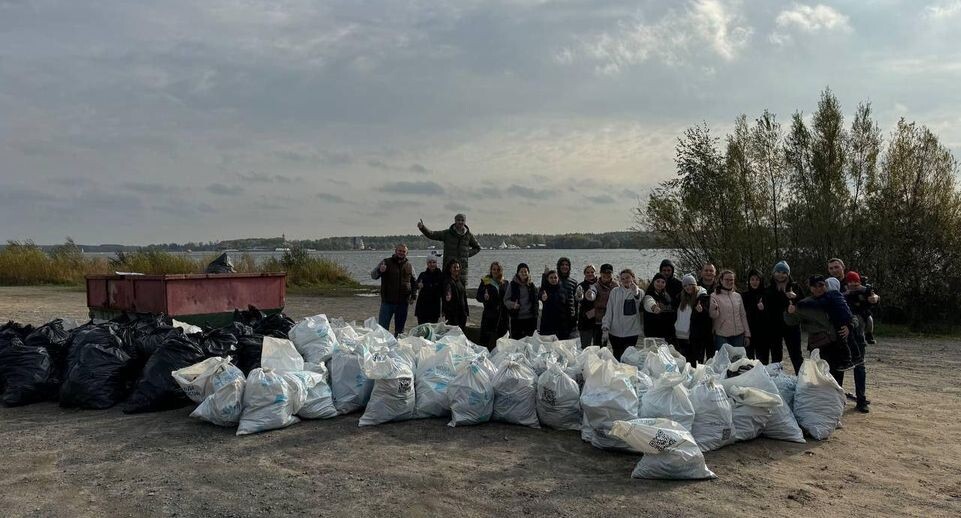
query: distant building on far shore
[{"left": 353, "top": 237, "right": 366, "bottom": 250}]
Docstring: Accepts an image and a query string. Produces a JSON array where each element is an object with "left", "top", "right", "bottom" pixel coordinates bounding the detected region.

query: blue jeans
[
  {"left": 378, "top": 302, "right": 409, "bottom": 336},
  {"left": 714, "top": 333, "right": 745, "bottom": 351}
]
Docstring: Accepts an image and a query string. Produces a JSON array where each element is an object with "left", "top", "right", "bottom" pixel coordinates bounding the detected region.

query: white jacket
[
  {"left": 674, "top": 286, "right": 707, "bottom": 340},
  {"left": 602, "top": 285, "right": 645, "bottom": 338}
]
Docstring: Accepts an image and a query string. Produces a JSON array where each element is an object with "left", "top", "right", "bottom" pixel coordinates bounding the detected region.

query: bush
[{"left": 260, "top": 247, "right": 357, "bottom": 288}]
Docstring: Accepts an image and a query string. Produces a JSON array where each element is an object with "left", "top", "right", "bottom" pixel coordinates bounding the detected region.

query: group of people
[{"left": 372, "top": 214, "right": 880, "bottom": 414}]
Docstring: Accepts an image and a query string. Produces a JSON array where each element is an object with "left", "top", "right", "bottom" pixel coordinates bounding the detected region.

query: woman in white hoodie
[{"left": 601, "top": 268, "right": 645, "bottom": 361}]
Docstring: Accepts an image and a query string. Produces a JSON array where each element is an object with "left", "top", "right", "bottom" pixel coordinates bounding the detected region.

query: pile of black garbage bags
[{"left": 0, "top": 307, "right": 294, "bottom": 412}]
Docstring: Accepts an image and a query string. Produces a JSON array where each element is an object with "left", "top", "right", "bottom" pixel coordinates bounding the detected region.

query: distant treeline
[{"left": 42, "top": 231, "right": 661, "bottom": 253}]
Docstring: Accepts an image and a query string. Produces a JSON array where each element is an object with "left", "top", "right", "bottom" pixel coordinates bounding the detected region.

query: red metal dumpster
[{"left": 86, "top": 273, "right": 286, "bottom": 327}]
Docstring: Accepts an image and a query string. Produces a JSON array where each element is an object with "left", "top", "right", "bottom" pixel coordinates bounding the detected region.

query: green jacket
[
  {"left": 783, "top": 296, "right": 835, "bottom": 348},
  {"left": 419, "top": 223, "right": 481, "bottom": 271}
]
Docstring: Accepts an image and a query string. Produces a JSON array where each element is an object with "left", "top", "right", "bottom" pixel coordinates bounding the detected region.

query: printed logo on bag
[
  {"left": 648, "top": 429, "right": 679, "bottom": 452},
  {"left": 541, "top": 387, "right": 556, "bottom": 406},
  {"left": 721, "top": 428, "right": 732, "bottom": 441},
  {"left": 398, "top": 378, "right": 412, "bottom": 394}
]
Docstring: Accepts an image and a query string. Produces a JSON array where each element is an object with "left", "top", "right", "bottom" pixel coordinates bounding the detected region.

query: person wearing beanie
[
  {"left": 585, "top": 263, "right": 618, "bottom": 339},
  {"left": 709, "top": 270, "right": 751, "bottom": 350},
  {"left": 658, "top": 259, "right": 684, "bottom": 301},
  {"left": 763, "top": 260, "right": 804, "bottom": 372},
  {"left": 843, "top": 269, "right": 877, "bottom": 412},
  {"left": 575, "top": 264, "right": 601, "bottom": 347},
  {"left": 504, "top": 263, "right": 538, "bottom": 338},
  {"left": 674, "top": 273, "right": 712, "bottom": 366},
  {"left": 541, "top": 257, "right": 578, "bottom": 339},
  {"left": 643, "top": 272, "right": 677, "bottom": 343},
  {"left": 740, "top": 269, "right": 768, "bottom": 360}
]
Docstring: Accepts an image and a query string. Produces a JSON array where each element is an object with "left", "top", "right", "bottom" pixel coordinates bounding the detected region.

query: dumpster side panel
[
  {"left": 131, "top": 279, "right": 167, "bottom": 314},
  {"left": 164, "top": 275, "right": 285, "bottom": 316},
  {"left": 86, "top": 278, "right": 109, "bottom": 309}
]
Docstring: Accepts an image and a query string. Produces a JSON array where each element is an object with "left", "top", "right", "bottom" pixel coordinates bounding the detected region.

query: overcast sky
[{"left": 2, "top": 0, "right": 960, "bottom": 244}]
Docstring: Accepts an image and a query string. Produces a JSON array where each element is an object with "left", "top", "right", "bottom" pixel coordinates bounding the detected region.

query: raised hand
[{"left": 757, "top": 299, "right": 765, "bottom": 311}]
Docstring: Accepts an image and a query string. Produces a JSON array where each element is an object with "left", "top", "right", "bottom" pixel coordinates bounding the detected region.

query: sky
[{"left": 1, "top": 0, "right": 960, "bottom": 245}]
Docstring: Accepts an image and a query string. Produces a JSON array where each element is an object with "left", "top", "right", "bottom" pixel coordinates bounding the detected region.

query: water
[{"left": 85, "top": 248, "right": 677, "bottom": 286}]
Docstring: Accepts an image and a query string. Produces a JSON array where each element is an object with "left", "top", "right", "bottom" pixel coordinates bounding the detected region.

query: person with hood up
[
  {"left": 541, "top": 257, "right": 578, "bottom": 339},
  {"left": 575, "top": 264, "right": 601, "bottom": 347},
  {"left": 417, "top": 213, "right": 481, "bottom": 286},
  {"left": 585, "top": 263, "right": 618, "bottom": 343},
  {"left": 371, "top": 244, "right": 417, "bottom": 336},
  {"left": 442, "top": 260, "right": 469, "bottom": 329},
  {"left": 476, "top": 261, "right": 510, "bottom": 349},
  {"left": 675, "top": 274, "right": 712, "bottom": 366},
  {"left": 538, "top": 270, "right": 568, "bottom": 337},
  {"left": 601, "top": 269, "right": 645, "bottom": 360},
  {"left": 642, "top": 272, "right": 677, "bottom": 344},
  {"left": 741, "top": 269, "right": 768, "bottom": 361},
  {"left": 709, "top": 270, "right": 751, "bottom": 350},
  {"left": 658, "top": 259, "right": 684, "bottom": 301},
  {"left": 764, "top": 260, "right": 804, "bottom": 372},
  {"left": 414, "top": 254, "right": 444, "bottom": 325},
  {"left": 504, "top": 263, "right": 538, "bottom": 339}
]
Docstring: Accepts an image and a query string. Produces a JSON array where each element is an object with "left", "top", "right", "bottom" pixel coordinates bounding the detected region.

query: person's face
[
  {"left": 654, "top": 278, "right": 666, "bottom": 291},
  {"left": 584, "top": 267, "right": 596, "bottom": 282},
  {"left": 702, "top": 265, "right": 716, "bottom": 282},
  {"left": 454, "top": 217, "right": 466, "bottom": 231},
  {"left": 450, "top": 262, "right": 461, "bottom": 276},
  {"left": 810, "top": 282, "right": 826, "bottom": 297},
  {"left": 660, "top": 266, "right": 673, "bottom": 278},
  {"left": 394, "top": 246, "right": 408, "bottom": 259},
  {"left": 828, "top": 261, "right": 844, "bottom": 279},
  {"left": 619, "top": 272, "right": 634, "bottom": 287},
  {"left": 427, "top": 259, "right": 438, "bottom": 270},
  {"left": 548, "top": 273, "right": 559, "bottom": 285},
  {"left": 684, "top": 284, "right": 695, "bottom": 295},
  {"left": 847, "top": 280, "right": 861, "bottom": 291},
  {"left": 773, "top": 271, "right": 787, "bottom": 283},
  {"left": 749, "top": 276, "right": 761, "bottom": 289},
  {"left": 600, "top": 271, "right": 613, "bottom": 282},
  {"left": 559, "top": 262, "right": 570, "bottom": 275},
  {"left": 721, "top": 273, "right": 735, "bottom": 289},
  {"left": 518, "top": 267, "right": 529, "bottom": 281},
  {"left": 491, "top": 264, "right": 502, "bottom": 277}
]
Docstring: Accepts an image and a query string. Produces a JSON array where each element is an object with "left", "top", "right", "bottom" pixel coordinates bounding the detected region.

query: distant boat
[
  {"left": 498, "top": 241, "right": 508, "bottom": 249},
  {"left": 275, "top": 247, "right": 291, "bottom": 252}
]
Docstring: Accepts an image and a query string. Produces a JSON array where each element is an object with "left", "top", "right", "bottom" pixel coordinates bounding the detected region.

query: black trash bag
[
  {"left": 0, "top": 321, "right": 35, "bottom": 339},
  {"left": 233, "top": 305, "right": 267, "bottom": 327},
  {"left": 59, "top": 326, "right": 136, "bottom": 409},
  {"left": 26, "top": 319, "right": 73, "bottom": 384},
  {"left": 221, "top": 322, "right": 254, "bottom": 337},
  {"left": 253, "top": 313, "right": 295, "bottom": 339},
  {"left": 236, "top": 334, "right": 265, "bottom": 374},
  {"left": 123, "top": 330, "right": 205, "bottom": 413},
  {"left": 0, "top": 338, "right": 58, "bottom": 406},
  {"left": 205, "top": 253, "right": 236, "bottom": 274},
  {"left": 200, "top": 328, "right": 239, "bottom": 358}
]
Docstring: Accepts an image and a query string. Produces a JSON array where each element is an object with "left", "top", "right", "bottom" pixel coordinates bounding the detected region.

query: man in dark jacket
[
  {"left": 417, "top": 213, "right": 481, "bottom": 286},
  {"left": 658, "top": 259, "right": 683, "bottom": 301},
  {"left": 414, "top": 255, "right": 444, "bottom": 325},
  {"left": 371, "top": 244, "right": 417, "bottom": 336},
  {"left": 542, "top": 257, "right": 578, "bottom": 339}
]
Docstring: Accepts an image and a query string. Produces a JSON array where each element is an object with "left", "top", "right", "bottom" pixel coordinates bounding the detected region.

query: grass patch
[{"left": 0, "top": 241, "right": 359, "bottom": 293}]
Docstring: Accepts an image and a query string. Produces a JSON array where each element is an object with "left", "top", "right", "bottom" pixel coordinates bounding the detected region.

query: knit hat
[
  {"left": 773, "top": 260, "right": 790, "bottom": 275},
  {"left": 845, "top": 271, "right": 861, "bottom": 285},
  {"left": 808, "top": 274, "right": 826, "bottom": 286},
  {"left": 681, "top": 274, "right": 697, "bottom": 286},
  {"left": 826, "top": 277, "right": 841, "bottom": 292},
  {"left": 651, "top": 272, "right": 666, "bottom": 284},
  {"left": 516, "top": 262, "right": 530, "bottom": 273},
  {"left": 600, "top": 263, "right": 614, "bottom": 273}
]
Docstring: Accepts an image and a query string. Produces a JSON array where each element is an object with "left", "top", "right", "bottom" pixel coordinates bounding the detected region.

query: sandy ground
[{"left": 1, "top": 286, "right": 960, "bottom": 518}]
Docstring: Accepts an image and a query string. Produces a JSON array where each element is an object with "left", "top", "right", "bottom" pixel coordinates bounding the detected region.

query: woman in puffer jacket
[{"left": 709, "top": 269, "right": 751, "bottom": 351}]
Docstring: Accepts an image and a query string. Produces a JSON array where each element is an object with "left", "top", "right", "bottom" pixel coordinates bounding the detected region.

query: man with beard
[{"left": 371, "top": 244, "right": 417, "bottom": 336}]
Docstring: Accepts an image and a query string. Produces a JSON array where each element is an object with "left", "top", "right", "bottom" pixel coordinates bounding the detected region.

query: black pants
[
  {"left": 608, "top": 335, "right": 639, "bottom": 361},
  {"left": 579, "top": 325, "right": 602, "bottom": 349},
  {"left": 510, "top": 318, "right": 537, "bottom": 339},
  {"left": 679, "top": 337, "right": 710, "bottom": 367},
  {"left": 765, "top": 325, "right": 803, "bottom": 373}
]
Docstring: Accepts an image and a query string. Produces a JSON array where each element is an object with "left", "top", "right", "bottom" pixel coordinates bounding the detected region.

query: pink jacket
[{"left": 709, "top": 289, "right": 751, "bottom": 338}]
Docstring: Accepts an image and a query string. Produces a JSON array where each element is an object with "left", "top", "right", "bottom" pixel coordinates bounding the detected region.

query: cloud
[
  {"left": 569, "top": 0, "right": 753, "bottom": 74},
  {"left": 378, "top": 181, "right": 445, "bottom": 195},
  {"left": 367, "top": 159, "right": 391, "bottom": 170},
  {"left": 586, "top": 194, "right": 616, "bottom": 204},
  {"left": 925, "top": 1, "right": 961, "bottom": 20},
  {"left": 316, "top": 192, "right": 346, "bottom": 203},
  {"left": 206, "top": 183, "right": 245, "bottom": 195},
  {"left": 237, "top": 172, "right": 274, "bottom": 183},
  {"left": 507, "top": 184, "right": 557, "bottom": 200},
  {"left": 771, "top": 4, "right": 851, "bottom": 45},
  {"left": 443, "top": 201, "right": 470, "bottom": 212},
  {"left": 408, "top": 163, "right": 430, "bottom": 174},
  {"left": 121, "top": 182, "right": 184, "bottom": 195}
]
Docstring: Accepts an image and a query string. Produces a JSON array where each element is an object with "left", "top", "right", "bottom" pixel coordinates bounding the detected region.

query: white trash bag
[
  {"left": 720, "top": 359, "right": 804, "bottom": 443},
  {"left": 641, "top": 345, "right": 681, "bottom": 379},
  {"left": 580, "top": 356, "right": 639, "bottom": 451},
  {"left": 330, "top": 340, "right": 374, "bottom": 415},
  {"left": 639, "top": 372, "right": 695, "bottom": 432},
  {"left": 189, "top": 359, "right": 246, "bottom": 427},
  {"left": 492, "top": 359, "right": 540, "bottom": 428},
  {"left": 359, "top": 350, "right": 416, "bottom": 426},
  {"left": 609, "top": 418, "right": 717, "bottom": 480},
  {"left": 794, "top": 349, "right": 845, "bottom": 440},
  {"left": 689, "top": 378, "right": 735, "bottom": 451},
  {"left": 236, "top": 368, "right": 301, "bottom": 435},
  {"left": 766, "top": 362, "right": 798, "bottom": 410},
  {"left": 414, "top": 345, "right": 458, "bottom": 418},
  {"left": 173, "top": 356, "right": 240, "bottom": 404},
  {"left": 619, "top": 346, "right": 645, "bottom": 368},
  {"left": 448, "top": 356, "right": 496, "bottom": 427},
  {"left": 289, "top": 314, "right": 339, "bottom": 363},
  {"left": 260, "top": 336, "right": 305, "bottom": 372},
  {"left": 536, "top": 361, "right": 581, "bottom": 431},
  {"left": 287, "top": 366, "right": 337, "bottom": 420}
]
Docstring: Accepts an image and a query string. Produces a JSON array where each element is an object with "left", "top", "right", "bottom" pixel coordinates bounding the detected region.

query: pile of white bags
[
  {"left": 236, "top": 368, "right": 302, "bottom": 435},
  {"left": 794, "top": 349, "right": 845, "bottom": 440},
  {"left": 492, "top": 359, "right": 540, "bottom": 428},
  {"left": 720, "top": 359, "right": 804, "bottom": 443},
  {"left": 609, "top": 418, "right": 716, "bottom": 480},
  {"left": 535, "top": 361, "right": 581, "bottom": 431},
  {"left": 359, "top": 349, "right": 416, "bottom": 426},
  {"left": 448, "top": 356, "right": 496, "bottom": 426}
]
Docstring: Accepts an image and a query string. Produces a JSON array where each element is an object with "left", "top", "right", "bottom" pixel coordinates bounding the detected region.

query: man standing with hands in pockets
[
  {"left": 371, "top": 244, "right": 417, "bottom": 336},
  {"left": 417, "top": 214, "right": 481, "bottom": 286}
]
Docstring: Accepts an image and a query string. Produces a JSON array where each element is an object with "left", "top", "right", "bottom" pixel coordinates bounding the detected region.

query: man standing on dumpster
[{"left": 417, "top": 213, "right": 481, "bottom": 287}]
